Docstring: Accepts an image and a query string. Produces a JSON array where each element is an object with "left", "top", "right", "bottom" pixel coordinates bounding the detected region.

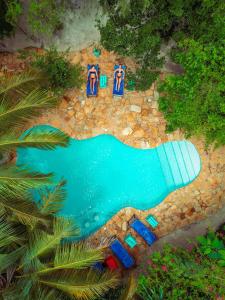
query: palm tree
[
  {"left": 0, "top": 72, "right": 69, "bottom": 225},
  {"left": 0, "top": 72, "right": 118, "bottom": 298},
  {"left": 0, "top": 182, "right": 118, "bottom": 299}
]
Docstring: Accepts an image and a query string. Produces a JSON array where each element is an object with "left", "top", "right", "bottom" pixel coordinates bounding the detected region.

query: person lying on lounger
[
  {"left": 114, "top": 64, "right": 125, "bottom": 91},
  {"left": 88, "top": 65, "right": 98, "bottom": 94}
]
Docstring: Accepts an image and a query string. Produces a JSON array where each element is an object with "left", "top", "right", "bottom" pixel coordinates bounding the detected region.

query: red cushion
[{"left": 105, "top": 255, "right": 119, "bottom": 270}]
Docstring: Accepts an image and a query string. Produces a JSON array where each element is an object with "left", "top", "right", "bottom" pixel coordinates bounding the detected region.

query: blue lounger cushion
[
  {"left": 131, "top": 219, "right": 157, "bottom": 246},
  {"left": 87, "top": 64, "right": 99, "bottom": 97},
  {"left": 110, "top": 239, "right": 135, "bottom": 269},
  {"left": 113, "top": 65, "right": 126, "bottom": 96}
]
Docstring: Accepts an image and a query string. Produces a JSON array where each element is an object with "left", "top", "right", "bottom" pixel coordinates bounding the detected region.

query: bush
[
  {"left": 137, "top": 232, "right": 225, "bottom": 300},
  {"left": 27, "top": 0, "right": 65, "bottom": 37},
  {"left": 159, "top": 39, "right": 225, "bottom": 147},
  {"left": 32, "top": 48, "right": 84, "bottom": 93},
  {"left": 0, "top": 0, "right": 22, "bottom": 38},
  {"left": 99, "top": 0, "right": 225, "bottom": 99},
  {"left": 126, "top": 68, "right": 159, "bottom": 91}
]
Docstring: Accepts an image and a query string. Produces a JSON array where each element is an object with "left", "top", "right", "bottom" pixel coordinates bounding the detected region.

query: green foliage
[
  {"left": 0, "top": 0, "right": 14, "bottom": 37},
  {"left": 197, "top": 230, "right": 225, "bottom": 267},
  {"left": 126, "top": 68, "right": 158, "bottom": 91},
  {"left": 137, "top": 241, "right": 225, "bottom": 300},
  {"left": 32, "top": 48, "right": 84, "bottom": 93},
  {"left": 5, "top": 0, "right": 22, "bottom": 26},
  {"left": 0, "top": 183, "right": 118, "bottom": 299},
  {"left": 0, "top": 72, "right": 70, "bottom": 227},
  {"left": 99, "top": 0, "right": 204, "bottom": 91},
  {"left": 27, "top": 0, "right": 65, "bottom": 37},
  {"left": 159, "top": 39, "right": 225, "bottom": 147}
]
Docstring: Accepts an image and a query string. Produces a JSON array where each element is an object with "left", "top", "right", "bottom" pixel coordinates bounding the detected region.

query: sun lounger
[
  {"left": 110, "top": 239, "right": 135, "bottom": 269},
  {"left": 124, "top": 234, "right": 137, "bottom": 248},
  {"left": 86, "top": 64, "right": 99, "bottom": 97},
  {"left": 113, "top": 65, "right": 126, "bottom": 96},
  {"left": 146, "top": 214, "right": 158, "bottom": 228},
  {"left": 130, "top": 218, "right": 157, "bottom": 246}
]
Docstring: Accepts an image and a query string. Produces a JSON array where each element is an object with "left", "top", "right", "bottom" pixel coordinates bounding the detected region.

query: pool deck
[{"left": 1, "top": 47, "right": 225, "bottom": 266}]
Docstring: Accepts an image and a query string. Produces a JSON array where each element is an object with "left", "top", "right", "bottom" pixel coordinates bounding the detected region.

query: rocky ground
[{"left": 1, "top": 47, "right": 224, "bottom": 268}]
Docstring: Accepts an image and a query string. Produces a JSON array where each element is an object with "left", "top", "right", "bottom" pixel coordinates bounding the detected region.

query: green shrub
[
  {"left": 137, "top": 233, "right": 225, "bottom": 300},
  {"left": 159, "top": 39, "right": 225, "bottom": 147},
  {"left": 0, "top": 0, "right": 21, "bottom": 38},
  {"left": 126, "top": 68, "right": 159, "bottom": 92},
  {"left": 27, "top": 0, "right": 65, "bottom": 37},
  {"left": 32, "top": 48, "right": 84, "bottom": 93},
  {"left": 99, "top": 0, "right": 225, "bottom": 102},
  {"left": 197, "top": 229, "right": 225, "bottom": 266}
]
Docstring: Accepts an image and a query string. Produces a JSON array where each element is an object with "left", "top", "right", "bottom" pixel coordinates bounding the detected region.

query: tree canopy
[{"left": 99, "top": 0, "right": 225, "bottom": 146}]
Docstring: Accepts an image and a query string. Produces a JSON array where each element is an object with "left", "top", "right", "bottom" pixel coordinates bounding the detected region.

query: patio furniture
[
  {"left": 100, "top": 74, "right": 108, "bottom": 88},
  {"left": 124, "top": 234, "right": 137, "bottom": 248},
  {"left": 104, "top": 255, "right": 119, "bottom": 270},
  {"left": 86, "top": 64, "right": 99, "bottom": 97},
  {"left": 146, "top": 214, "right": 158, "bottom": 228},
  {"left": 93, "top": 48, "right": 101, "bottom": 57},
  {"left": 110, "top": 239, "right": 135, "bottom": 269},
  {"left": 93, "top": 262, "right": 105, "bottom": 272},
  {"left": 113, "top": 64, "right": 126, "bottom": 97},
  {"left": 130, "top": 218, "right": 157, "bottom": 246}
]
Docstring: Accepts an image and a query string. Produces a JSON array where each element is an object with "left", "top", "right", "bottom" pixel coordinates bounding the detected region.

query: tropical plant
[
  {"left": 32, "top": 48, "right": 84, "bottom": 94},
  {"left": 0, "top": 183, "right": 118, "bottom": 299},
  {"left": 0, "top": 0, "right": 19, "bottom": 38},
  {"left": 137, "top": 242, "right": 225, "bottom": 299},
  {"left": 99, "top": 0, "right": 224, "bottom": 93},
  {"left": 0, "top": 72, "right": 69, "bottom": 220},
  {"left": 4, "top": 0, "right": 22, "bottom": 28},
  {"left": 98, "top": 274, "right": 137, "bottom": 300},
  {"left": 197, "top": 229, "right": 225, "bottom": 267},
  {"left": 27, "top": 0, "right": 65, "bottom": 37},
  {"left": 159, "top": 38, "right": 225, "bottom": 147}
]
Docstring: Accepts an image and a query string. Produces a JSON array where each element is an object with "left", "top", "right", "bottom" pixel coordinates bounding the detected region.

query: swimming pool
[{"left": 17, "top": 125, "right": 201, "bottom": 239}]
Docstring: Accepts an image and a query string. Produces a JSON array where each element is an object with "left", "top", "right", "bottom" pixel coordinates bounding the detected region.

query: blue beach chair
[
  {"left": 113, "top": 65, "right": 126, "bottom": 96},
  {"left": 130, "top": 219, "right": 157, "bottom": 246},
  {"left": 86, "top": 64, "right": 99, "bottom": 97},
  {"left": 110, "top": 239, "right": 135, "bottom": 269}
]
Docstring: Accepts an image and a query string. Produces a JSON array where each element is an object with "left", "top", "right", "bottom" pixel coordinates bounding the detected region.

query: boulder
[
  {"left": 122, "top": 127, "right": 133, "bottom": 136},
  {"left": 130, "top": 105, "right": 141, "bottom": 113}
]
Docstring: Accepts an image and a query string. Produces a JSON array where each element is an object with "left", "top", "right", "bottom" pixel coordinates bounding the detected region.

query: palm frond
[
  {"left": 118, "top": 274, "right": 137, "bottom": 300},
  {"left": 22, "top": 217, "right": 79, "bottom": 266},
  {"left": 0, "top": 247, "right": 25, "bottom": 272},
  {"left": 0, "top": 129, "right": 69, "bottom": 152},
  {"left": 0, "top": 89, "right": 58, "bottom": 132},
  {"left": 54, "top": 243, "right": 103, "bottom": 270},
  {"left": 32, "top": 287, "right": 62, "bottom": 300},
  {"left": 39, "top": 180, "right": 66, "bottom": 215},
  {"left": 0, "top": 196, "right": 50, "bottom": 229},
  {"left": 39, "top": 270, "right": 119, "bottom": 300},
  {"left": 0, "top": 213, "right": 20, "bottom": 248},
  {"left": 35, "top": 243, "right": 103, "bottom": 275},
  {"left": 0, "top": 165, "right": 52, "bottom": 195},
  {"left": 0, "top": 72, "right": 40, "bottom": 97}
]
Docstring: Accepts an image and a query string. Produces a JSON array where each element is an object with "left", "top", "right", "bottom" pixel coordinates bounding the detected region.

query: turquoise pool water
[{"left": 17, "top": 125, "right": 201, "bottom": 239}]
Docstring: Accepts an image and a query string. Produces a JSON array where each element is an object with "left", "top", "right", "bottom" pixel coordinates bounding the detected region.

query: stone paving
[{"left": 1, "top": 47, "right": 225, "bottom": 267}]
